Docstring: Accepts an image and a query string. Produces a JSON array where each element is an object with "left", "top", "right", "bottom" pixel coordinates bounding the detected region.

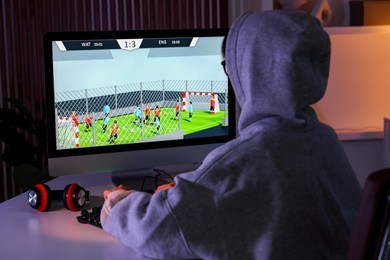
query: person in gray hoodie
[{"left": 101, "top": 10, "right": 362, "bottom": 259}]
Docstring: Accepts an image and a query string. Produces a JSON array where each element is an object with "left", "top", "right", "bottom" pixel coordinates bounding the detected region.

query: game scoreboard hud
[{"left": 55, "top": 37, "right": 199, "bottom": 51}]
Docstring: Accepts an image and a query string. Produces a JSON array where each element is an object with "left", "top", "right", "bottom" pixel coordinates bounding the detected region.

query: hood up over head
[{"left": 225, "top": 10, "right": 331, "bottom": 133}]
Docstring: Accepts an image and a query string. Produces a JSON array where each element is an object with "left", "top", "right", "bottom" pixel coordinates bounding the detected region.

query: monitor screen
[{"left": 44, "top": 28, "right": 236, "bottom": 181}]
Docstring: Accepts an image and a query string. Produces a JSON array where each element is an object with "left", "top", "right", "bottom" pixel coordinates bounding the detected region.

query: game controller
[{"left": 77, "top": 206, "right": 102, "bottom": 228}]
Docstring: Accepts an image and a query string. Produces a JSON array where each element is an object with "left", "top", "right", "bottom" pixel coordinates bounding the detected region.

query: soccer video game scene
[{"left": 52, "top": 35, "right": 230, "bottom": 150}]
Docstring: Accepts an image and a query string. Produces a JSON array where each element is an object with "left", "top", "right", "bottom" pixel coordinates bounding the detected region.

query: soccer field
[{"left": 61, "top": 108, "right": 225, "bottom": 148}]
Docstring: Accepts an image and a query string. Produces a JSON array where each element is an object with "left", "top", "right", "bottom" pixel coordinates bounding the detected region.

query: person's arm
[
  {"left": 100, "top": 183, "right": 175, "bottom": 224},
  {"left": 100, "top": 182, "right": 192, "bottom": 259}
]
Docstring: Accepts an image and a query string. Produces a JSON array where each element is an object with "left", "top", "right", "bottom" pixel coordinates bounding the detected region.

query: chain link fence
[{"left": 55, "top": 80, "right": 228, "bottom": 149}]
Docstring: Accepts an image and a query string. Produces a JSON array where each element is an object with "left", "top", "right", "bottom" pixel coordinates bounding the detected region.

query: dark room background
[{"left": 0, "top": 0, "right": 229, "bottom": 202}]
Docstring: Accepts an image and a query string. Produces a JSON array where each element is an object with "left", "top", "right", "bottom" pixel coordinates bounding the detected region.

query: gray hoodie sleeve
[{"left": 102, "top": 189, "right": 196, "bottom": 259}]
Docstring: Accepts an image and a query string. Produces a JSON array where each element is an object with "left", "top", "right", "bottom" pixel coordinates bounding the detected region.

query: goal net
[
  {"left": 57, "top": 116, "right": 79, "bottom": 149},
  {"left": 182, "top": 92, "right": 220, "bottom": 113}
]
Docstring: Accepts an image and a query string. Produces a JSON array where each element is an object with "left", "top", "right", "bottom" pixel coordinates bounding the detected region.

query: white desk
[{"left": 0, "top": 172, "right": 150, "bottom": 260}]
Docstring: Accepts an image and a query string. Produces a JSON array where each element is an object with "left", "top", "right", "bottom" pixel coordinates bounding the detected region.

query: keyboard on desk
[{"left": 77, "top": 205, "right": 103, "bottom": 228}]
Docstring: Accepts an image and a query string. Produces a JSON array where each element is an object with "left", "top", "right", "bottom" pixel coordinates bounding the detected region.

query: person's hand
[
  {"left": 103, "top": 184, "right": 130, "bottom": 200},
  {"left": 154, "top": 182, "right": 175, "bottom": 193},
  {"left": 101, "top": 185, "right": 134, "bottom": 227}
]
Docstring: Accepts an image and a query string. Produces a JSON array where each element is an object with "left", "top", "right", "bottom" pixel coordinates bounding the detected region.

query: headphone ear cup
[
  {"left": 28, "top": 184, "right": 52, "bottom": 212},
  {"left": 63, "top": 183, "right": 87, "bottom": 211}
]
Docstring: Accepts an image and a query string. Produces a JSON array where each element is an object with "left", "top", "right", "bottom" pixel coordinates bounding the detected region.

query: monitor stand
[{"left": 110, "top": 162, "right": 201, "bottom": 190}]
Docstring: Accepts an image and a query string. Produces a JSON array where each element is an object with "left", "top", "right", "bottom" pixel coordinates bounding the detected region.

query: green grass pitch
[{"left": 60, "top": 108, "right": 225, "bottom": 148}]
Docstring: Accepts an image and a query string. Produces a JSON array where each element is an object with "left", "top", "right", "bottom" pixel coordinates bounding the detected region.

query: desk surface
[{"left": 0, "top": 172, "right": 150, "bottom": 260}]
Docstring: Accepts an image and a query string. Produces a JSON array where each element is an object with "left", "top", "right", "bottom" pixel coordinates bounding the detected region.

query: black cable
[
  {"left": 140, "top": 169, "right": 174, "bottom": 193},
  {"left": 153, "top": 168, "right": 174, "bottom": 182}
]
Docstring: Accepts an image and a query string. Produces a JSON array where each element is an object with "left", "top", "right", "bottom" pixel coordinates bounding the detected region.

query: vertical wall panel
[
  {"left": 0, "top": 0, "right": 228, "bottom": 202},
  {"left": 93, "top": 0, "right": 100, "bottom": 31},
  {"left": 0, "top": 1, "right": 6, "bottom": 202}
]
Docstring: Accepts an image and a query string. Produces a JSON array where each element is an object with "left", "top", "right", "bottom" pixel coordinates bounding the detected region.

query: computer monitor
[{"left": 44, "top": 28, "right": 236, "bottom": 184}]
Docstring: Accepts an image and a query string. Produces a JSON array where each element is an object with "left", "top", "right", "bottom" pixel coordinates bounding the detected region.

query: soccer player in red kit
[
  {"left": 210, "top": 97, "right": 215, "bottom": 114},
  {"left": 175, "top": 102, "right": 180, "bottom": 120},
  {"left": 145, "top": 104, "right": 151, "bottom": 125},
  {"left": 154, "top": 105, "right": 161, "bottom": 122},
  {"left": 110, "top": 120, "right": 119, "bottom": 144},
  {"left": 85, "top": 114, "right": 92, "bottom": 132}
]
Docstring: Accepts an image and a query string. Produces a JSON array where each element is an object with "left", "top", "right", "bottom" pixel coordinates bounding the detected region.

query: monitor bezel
[{"left": 44, "top": 28, "right": 236, "bottom": 166}]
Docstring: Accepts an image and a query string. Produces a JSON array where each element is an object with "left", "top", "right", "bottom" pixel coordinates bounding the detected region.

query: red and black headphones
[{"left": 28, "top": 183, "right": 90, "bottom": 212}]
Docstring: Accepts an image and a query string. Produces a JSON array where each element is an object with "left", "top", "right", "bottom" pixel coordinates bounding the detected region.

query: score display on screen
[{"left": 55, "top": 37, "right": 198, "bottom": 51}]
